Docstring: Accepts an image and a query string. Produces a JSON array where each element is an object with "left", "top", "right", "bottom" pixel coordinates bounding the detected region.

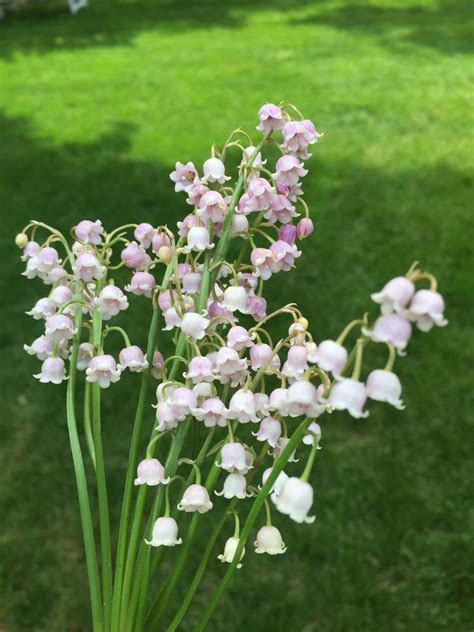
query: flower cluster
[{"left": 17, "top": 103, "right": 446, "bottom": 629}]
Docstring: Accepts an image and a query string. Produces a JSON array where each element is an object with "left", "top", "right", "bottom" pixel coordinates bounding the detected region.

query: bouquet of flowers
[{"left": 16, "top": 102, "right": 447, "bottom": 631}]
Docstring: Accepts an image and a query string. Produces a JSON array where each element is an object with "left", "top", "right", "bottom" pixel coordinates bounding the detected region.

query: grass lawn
[{"left": 0, "top": 0, "right": 473, "bottom": 630}]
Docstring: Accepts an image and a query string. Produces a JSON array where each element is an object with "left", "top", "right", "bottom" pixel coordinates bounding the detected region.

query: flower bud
[
  {"left": 296, "top": 217, "right": 314, "bottom": 239},
  {"left": 15, "top": 233, "right": 29, "bottom": 249},
  {"left": 158, "top": 245, "right": 172, "bottom": 264}
]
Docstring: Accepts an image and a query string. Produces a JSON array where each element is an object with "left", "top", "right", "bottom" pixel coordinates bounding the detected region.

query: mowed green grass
[{"left": 0, "top": 1, "right": 473, "bottom": 630}]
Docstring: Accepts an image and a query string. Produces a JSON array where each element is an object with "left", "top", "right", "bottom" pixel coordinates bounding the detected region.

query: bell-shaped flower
[
  {"left": 264, "top": 194, "right": 298, "bottom": 224},
  {"left": 155, "top": 401, "right": 180, "bottom": 431},
  {"left": 256, "top": 103, "right": 285, "bottom": 133},
  {"left": 246, "top": 177, "right": 275, "bottom": 211},
  {"left": 366, "top": 369, "right": 405, "bottom": 409},
  {"left": 120, "top": 241, "right": 151, "bottom": 271},
  {"left": 406, "top": 289, "right": 448, "bottom": 332},
  {"left": 246, "top": 295, "right": 267, "bottom": 320},
  {"left": 215, "top": 347, "right": 248, "bottom": 387},
  {"left": 202, "top": 157, "right": 230, "bottom": 184},
  {"left": 184, "top": 356, "right": 214, "bottom": 383},
  {"left": 261, "top": 467, "right": 289, "bottom": 499},
  {"left": 134, "top": 458, "right": 170, "bottom": 486},
  {"left": 145, "top": 517, "right": 182, "bottom": 547},
  {"left": 274, "top": 154, "right": 308, "bottom": 187},
  {"left": 281, "top": 345, "right": 308, "bottom": 381},
  {"left": 117, "top": 346, "right": 149, "bottom": 372},
  {"left": 34, "top": 357, "right": 67, "bottom": 384},
  {"left": 125, "top": 271, "right": 155, "bottom": 297},
  {"left": 253, "top": 417, "right": 281, "bottom": 448},
  {"left": 268, "top": 387, "right": 290, "bottom": 416},
  {"left": 170, "top": 387, "right": 197, "bottom": 420},
  {"left": 274, "top": 477, "right": 315, "bottom": 524},
  {"left": 251, "top": 247, "right": 277, "bottom": 280},
  {"left": 24, "top": 335, "right": 55, "bottom": 361},
  {"left": 313, "top": 340, "right": 348, "bottom": 377},
  {"left": 328, "top": 378, "right": 369, "bottom": 418},
  {"left": 227, "top": 326, "right": 255, "bottom": 351},
  {"left": 77, "top": 342, "right": 94, "bottom": 370},
  {"left": 74, "top": 252, "right": 106, "bottom": 282},
  {"left": 162, "top": 307, "right": 182, "bottom": 331},
  {"left": 303, "top": 422, "right": 322, "bottom": 446},
  {"left": 371, "top": 276, "right": 415, "bottom": 314},
  {"left": 270, "top": 240, "right": 301, "bottom": 272},
  {"left": 286, "top": 380, "right": 325, "bottom": 418},
  {"left": 218, "top": 536, "right": 245, "bottom": 569},
  {"left": 215, "top": 473, "right": 252, "bottom": 499},
  {"left": 94, "top": 285, "right": 129, "bottom": 320},
  {"left": 170, "top": 161, "right": 199, "bottom": 193},
  {"left": 45, "top": 314, "right": 77, "bottom": 342},
  {"left": 179, "top": 312, "right": 209, "bottom": 340},
  {"left": 183, "top": 226, "right": 214, "bottom": 253},
  {"left": 86, "top": 354, "right": 121, "bottom": 388},
  {"left": 231, "top": 213, "right": 249, "bottom": 234},
  {"left": 50, "top": 286, "right": 74, "bottom": 306},
  {"left": 274, "top": 436, "right": 299, "bottom": 462},
  {"left": 281, "top": 119, "right": 322, "bottom": 159},
  {"left": 21, "top": 240, "right": 40, "bottom": 261},
  {"left": 278, "top": 223, "right": 298, "bottom": 245},
  {"left": 222, "top": 286, "right": 249, "bottom": 314},
  {"left": 242, "top": 145, "right": 266, "bottom": 169},
  {"left": 364, "top": 314, "right": 412, "bottom": 354},
  {"left": 218, "top": 442, "right": 249, "bottom": 474},
  {"left": 178, "top": 484, "right": 213, "bottom": 513},
  {"left": 133, "top": 222, "right": 155, "bottom": 248},
  {"left": 254, "top": 525, "right": 287, "bottom": 555},
  {"left": 182, "top": 270, "right": 202, "bottom": 294},
  {"left": 227, "top": 389, "right": 259, "bottom": 423},
  {"left": 197, "top": 190, "right": 228, "bottom": 224},
  {"left": 151, "top": 351, "right": 164, "bottom": 379},
  {"left": 193, "top": 397, "right": 228, "bottom": 428},
  {"left": 26, "top": 297, "right": 57, "bottom": 320},
  {"left": 75, "top": 219, "right": 104, "bottom": 245},
  {"left": 186, "top": 183, "right": 209, "bottom": 208},
  {"left": 250, "top": 343, "right": 281, "bottom": 372}
]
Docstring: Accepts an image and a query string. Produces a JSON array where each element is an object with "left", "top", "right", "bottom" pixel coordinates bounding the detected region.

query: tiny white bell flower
[
  {"left": 222, "top": 286, "right": 249, "bottom": 313},
  {"left": 179, "top": 312, "right": 210, "bottom": 340},
  {"left": 252, "top": 417, "right": 281, "bottom": 448},
  {"left": 202, "top": 157, "right": 231, "bottom": 184},
  {"left": 274, "top": 477, "right": 315, "bottom": 524},
  {"left": 218, "top": 536, "right": 245, "bottom": 569},
  {"left": 261, "top": 468, "right": 289, "bottom": 500},
  {"left": 406, "top": 289, "right": 448, "bottom": 332},
  {"left": 86, "top": 354, "right": 121, "bottom": 388},
  {"left": 218, "top": 442, "right": 249, "bottom": 473},
  {"left": 328, "top": 378, "right": 369, "bottom": 419},
  {"left": 303, "top": 422, "right": 322, "bottom": 446},
  {"left": 26, "top": 298, "right": 57, "bottom": 320},
  {"left": 215, "top": 473, "right": 252, "bottom": 499},
  {"left": 117, "top": 346, "right": 149, "bottom": 373},
  {"left": 178, "top": 484, "right": 213, "bottom": 513},
  {"left": 286, "top": 380, "right": 325, "bottom": 418},
  {"left": 313, "top": 340, "right": 348, "bottom": 377},
  {"left": 254, "top": 526, "right": 287, "bottom": 555},
  {"left": 371, "top": 276, "right": 415, "bottom": 314},
  {"left": 366, "top": 369, "right": 405, "bottom": 409},
  {"left": 145, "top": 517, "right": 182, "bottom": 547},
  {"left": 34, "top": 357, "right": 67, "bottom": 384},
  {"left": 45, "top": 314, "right": 77, "bottom": 342},
  {"left": 183, "top": 226, "right": 214, "bottom": 253},
  {"left": 134, "top": 458, "right": 170, "bottom": 486}
]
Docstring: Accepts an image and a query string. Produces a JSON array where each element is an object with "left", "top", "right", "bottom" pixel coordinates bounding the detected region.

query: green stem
[
  {"left": 66, "top": 289, "right": 104, "bottom": 631},
  {"left": 84, "top": 382, "right": 96, "bottom": 471},
  {"left": 192, "top": 417, "right": 312, "bottom": 632},
  {"left": 91, "top": 307, "right": 113, "bottom": 632}
]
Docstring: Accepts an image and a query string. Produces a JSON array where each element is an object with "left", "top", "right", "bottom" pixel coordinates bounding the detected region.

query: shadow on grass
[
  {"left": 0, "top": 110, "right": 472, "bottom": 630},
  {"left": 292, "top": 0, "right": 473, "bottom": 55},
  {"left": 0, "top": 0, "right": 313, "bottom": 59}
]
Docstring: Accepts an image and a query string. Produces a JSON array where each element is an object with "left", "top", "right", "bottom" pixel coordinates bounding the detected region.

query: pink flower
[
  {"left": 182, "top": 270, "right": 202, "bottom": 294},
  {"left": 155, "top": 401, "right": 179, "bottom": 431},
  {"left": 218, "top": 442, "right": 249, "bottom": 473},
  {"left": 231, "top": 213, "right": 249, "bottom": 234},
  {"left": 74, "top": 252, "right": 106, "bottom": 282},
  {"left": 184, "top": 356, "right": 215, "bottom": 383},
  {"left": 256, "top": 103, "right": 285, "bottom": 133},
  {"left": 270, "top": 240, "right": 301, "bottom": 272},
  {"left": 328, "top": 378, "right": 369, "bottom": 418},
  {"left": 253, "top": 417, "right": 281, "bottom": 447},
  {"left": 281, "top": 119, "right": 322, "bottom": 158},
  {"left": 297, "top": 217, "right": 314, "bottom": 239},
  {"left": 134, "top": 223, "right": 155, "bottom": 248},
  {"left": 24, "top": 335, "right": 55, "bottom": 361},
  {"left": 247, "top": 295, "right": 267, "bottom": 321},
  {"left": 202, "top": 157, "right": 230, "bottom": 184},
  {"left": 134, "top": 458, "right": 169, "bottom": 486},
  {"left": 371, "top": 276, "right": 415, "bottom": 314},
  {"left": 364, "top": 314, "right": 412, "bottom": 354},
  {"left": 45, "top": 314, "right": 77, "bottom": 341},
  {"left": 197, "top": 191, "right": 228, "bottom": 224},
  {"left": 246, "top": 177, "right": 275, "bottom": 211},
  {"left": 268, "top": 387, "right": 290, "bottom": 416},
  {"left": 86, "top": 355, "right": 121, "bottom": 388},
  {"left": 94, "top": 285, "right": 129, "bottom": 320},
  {"left": 227, "top": 389, "right": 259, "bottom": 423},
  {"left": 313, "top": 340, "right": 348, "bottom": 377},
  {"left": 186, "top": 183, "right": 209, "bottom": 208},
  {"left": 183, "top": 226, "right": 214, "bottom": 253},
  {"left": 177, "top": 212, "right": 199, "bottom": 236},
  {"left": 50, "top": 286, "right": 74, "bottom": 306},
  {"left": 21, "top": 241, "right": 40, "bottom": 261},
  {"left": 179, "top": 312, "right": 210, "bottom": 340},
  {"left": 366, "top": 369, "right": 404, "bottom": 409},
  {"left": 303, "top": 422, "right": 322, "bottom": 446},
  {"left": 251, "top": 247, "right": 277, "bottom": 280},
  {"left": 278, "top": 223, "right": 298, "bottom": 245},
  {"left": 264, "top": 194, "right": 298, "bottom": 224},
  {"left": 117, "top": 346, "right": 149, "bottom": 372},
  {"left": 170, "top": 387, "right": 197, "bottom": 420},
  {"left": 75, "top": 220, "right": 104, "bottom": 245},
  {"left": 151, "top": 230, "right": 172, "bottom": 254},
  {"left": 193, "top": 397, "right": 228, "bottom": 428},
  {"left": 281, "top": 345, "right": 308, "bottom": 381},
  {"left": 178, "top": 484, "right": 213, "bottom": 513},
  {"left": 274, "top": 155, "right": 308, "bottom": 186},
  {"left": 215, "top": 348, "right": 248, "bottom": 387},
  {"left": 120, "top": 242, "right": 151, "bottom": 270},
  {"left": 227, "top": 326, "right": 254, "bottom": 351},
  {"left": 274, "top": 477, "right": 315, "bottom": 523},
  {"left": 170, "top": 161, "right": 199, "bottom": 193},
  {"left": 163, "top": 307, "right": 182, "bottom": 331},
  {"left": 77, "top": 342, "right": 94, "bottom": 370},
  {"left": 406, "top": 289, "right": 448, "bottom": 332},
  {"left": 151, "top": 351, "right": 164, "bottom": 379},
  {"left": 215, "top": 473, "right": 252, "bottom": 499},
  {"left": 26, "top": 297, "right": 57, "bottom": 320},
  {"left": 34, "top": 356, "right": 67, "bottom": 384},
  {"left": 249, "top": 343, "right": 281, "bottom": 372},
  {"left": 125, "top": 271, "right": 155, "bottom": 297},
  {"left": 276, "top": 180, "right": 303, "bottom": 202},
  {"left": 286, "top": 380, "right": 324, "bottom": 418}
]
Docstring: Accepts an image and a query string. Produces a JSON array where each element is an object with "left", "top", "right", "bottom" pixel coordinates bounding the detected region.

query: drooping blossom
[
  {"left": 256, "top": 103, "right": 285, "bottom": 133},
  {"left": 86, "top": 355, "right": 121, "bottom": 388},
  {"left": 274, "top": 477, "right": 315, "bottom": 524},
  {"left": 202, "top": 158, "right": 230, "bottom": 184},
  {"left": 74, "top": 253, "right": 106, "bottom": 282},
  {"left": 94, "top": 285, "right": 129, "bottom": 320},
  {"left": 215, "top": 473, "right": 252, "bottom": 499},
  {"left": 145, "top": 517, "right": 182, "bottom": 547},
  {"left": 134, "top": 223, "right": 155, "bottom": 249},
  {"left": 34, "top": 357, "right": 67, "bottom": 384},
  {"left": 254, "top": 526, "right": 287, "bottom": 555},
  {"left": 125, "top": 271, "right": 155, "bottom": 297},
  {"left": 366, "top": 369, "right": 405, "bottom": 409},
  {"left": 328, "top": 378, "right": 369, "bottom": 418},
  {"left": 75, "top": 220, "right": 104, "bottom": 245},
  {"left": 281, "top": 119, "right": 322, "bottom": 159},
  {"left": 218, "top": 536, "right": 245, "bottom": 569},
  {"left": 178, "top": 484, "right": 213, "bottom": 513},
  {"left": 406, "top": 289, "right": 448, "bottom": 332},
  {"left": 117, "top": 346, "right": 149, "bottom": 372},
  {"left": 364, "top": 314, "right": 412, "bottom": 354},
  {"left": 134, "top": 458, "right": 169, "bottom": 486}
]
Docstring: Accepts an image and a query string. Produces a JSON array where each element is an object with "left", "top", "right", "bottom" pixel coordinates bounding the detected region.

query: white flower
[
  {"left": 145, "top": 517, "right": 182, "bottom": 547},
  {"left": 254, "top": 526, "right": 287, "bottom": 555},
  {"left": 366, "top": 369, "right": 405, "bottom": 409},
  {"left": 274, "top": 477, "right": 315, "bottom": 524},
  {"left": 178, "top": 484, "right": 213, "bottom": 513},
  {"left": 179, "top": 312, "right": 210, "bottom": 340},
  {"left": 218, "top": 536, "right": 245, "bottom": 568},
  {"left": 215, "top": 473, "right": 252, "bottom": 499},
  {"left": 134, "top": 458, "right": 170, "bottom": 486},
  {"left": 202, "top": 157, "right": 230, "bottom": 184}
]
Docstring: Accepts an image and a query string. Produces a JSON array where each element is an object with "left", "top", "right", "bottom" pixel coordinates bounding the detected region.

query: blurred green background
[{"left": 0, "top": 0, "right": 473, "bottom": 630}]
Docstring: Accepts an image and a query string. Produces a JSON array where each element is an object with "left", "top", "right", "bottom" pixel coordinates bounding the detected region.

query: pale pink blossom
[
  {"left": 406, "top": 289, "right": 448, "bottom": 332},
  {"left": 45, "top": 314, "right": 77, "bottom": 341},
  {"left": 74, "top": 252, "right": 106, "bottom": 281},
  {"left": 270, "top": 240, "right": 301, "bottom": 272},
  {"left": 313, "top": 340, "right": 348, "bottom": 377},
  {"left": 218, "top": 442, "right": 249, "bottom": 473},
  {"left": 253, "top": 417, "right": 281, "bottom": 447},
  {"left": 77, "top": 342, "right": 94, "bottom": 370},
  {"left": 193, "top": 397, "right": 228, "bottom": 428},
  {"left": 21, "top": 241, "right": 40, "bottom": 261},
  {"left": 222, "top": 286, "right": 249, "bottom": 313},
  {"left": 371, "top": 276, "right": 415, "bottom": 314},
  {"left": 227, "top": 326, "right": 254, "bottom": 351},
  {"left": 186, "top": 183, "right": 209, "bottom": 208},
  {"left": 50, "top": 286, "right": 74, "bottom": 306},
  {"left": 183, "top": 226, "right": 214, "bottom": 253},
  {"left": 297, "top": 217, "right": 314, "bottom": 239},
  {"left": 145, "top": 517, "right": 181, "bottom": 547},
  {"left": 256, "top": 103, "right": 285, "bottom": 133},
  {"left": 182, "top": 270, "right": 202, "bottom": 294},
  {"left": 86, "top": 355, "right": 121, "bottom": 388},
  {"left": 286, "top": 380, "right": 325, "bottom": 418},
  {"left": 251, "top": 247, "right": 277, "bottom": 280},
  {"left": 246, "top": 177, "right": 275, "bottom": 211},
  {"left": 278, "top": 223, "right": 298, "bottom": 244},
  {"left": 94, "top": 285, "right": 129, "bottom": 320},
  {"left": 215, "top": 348, "right": 248, "bottom": 387},
  {"left": 282, "top": 119, "right": 322, "bottom": 158},
  {"left": 268, "top": 387, "right": 290, "bottom": 416},
  {"left": 151, "top": 351, "right": 164, "bottom": 379},
  {"left": 274, "top": 436, "right": 299, "bottom": 462},
  {"left": 125, "top": 271, "right": 155, "bottom": 297},
  {"left": 134, "top": 223, "right": 155, "bottom": 248},
  {"left": 120, "top": 242, "right": 151, "bottom": 270},
  {"left": 163, "top": 307, "right": 182, "bottom": 331},
  {"left": 246, "top": 295, "right": 267, "bottom": 320},
  {"left": 34, "top": 357, "right": 67, "bottom": 384},
  {"left": 179, "top": 312, "right": 209, "bottom": 340},
  {"left": 274, "top": 477, "right": 315, "bottom": 523},
  {"left": 264, "top": 194, "right": 298, "bottom": 224},
  {"left": 227, "top": 389, "right": 259, "bottom": 423},
  {"left": 250, "top": 343, "right": 281, "bottom": 372},
  {"left": 197, "top": 190, "right": 228, "bottom": 224},
  {"left": 364, "top": 314, "right": 412, "bottom": 354},
  {"left": 117, "top": 346, "right": 148, "bottom": 372},
  {"left": 262, "top": 468, "right": 289, "bottom": 499},
  {"left": 328, "top": 378, "right": 369, "bottom": 418},
  {"left": 281, "top": 345, "right": 308, "bottom": 381},
  {"left": 24, "top": 335, "right": 55, "bottom": 361},
  {"left": 242, "top": 145, "right": 266, "bottom": 168},
  {"left": 75, "top": 220, "right": 104, "bottom": 245},
  {"left": 366, "top": 369, "right": 405, "bottom": 409},
  {"left": 26, "top": 297, "right": 57, "bottom": 320},
  {"left": 215, "top": 473, "right": 252, "bottom": 499},
  {"left": 231, "top": 213, "right": 249, "bottom": 234},
  {"left": 134, "top": 458, "right": 169, "bottom": 486},
  {"left": 303, "top": 421, "right": 322, "bottom": 446},
  {"left": 170, "top": 161, "right": 199, "bottom": 193},
  {"left": 178, "top": 484, "right": 213, "bottom": 513},
  {"left": 155, "top": 401, "right": 179, "bottom": 431},
  {"left": 151, "top": 230, "right": 172, "bottom": 255},
  {"left": 274, "top": 155, "right": 308, "bottom": 186},
  {"left": 184, "top": 356, "right": 215, "bottom": 383},
  {"left": 170, "top": 387, "right": 197, "bottom": 420}
]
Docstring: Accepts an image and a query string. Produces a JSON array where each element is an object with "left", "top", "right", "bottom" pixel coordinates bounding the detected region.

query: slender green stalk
[
  {"left": 84, "top": 382, "right": 96, "bottom": 471},
  {"left": 192, "top": 417, "right": 313, "bottom": 632},
  {"left": 91, "top": 308, "right": 113, "bottom": 631},
  {"left": 66, "top": 290, "right": 103, "bottom": 631}
]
